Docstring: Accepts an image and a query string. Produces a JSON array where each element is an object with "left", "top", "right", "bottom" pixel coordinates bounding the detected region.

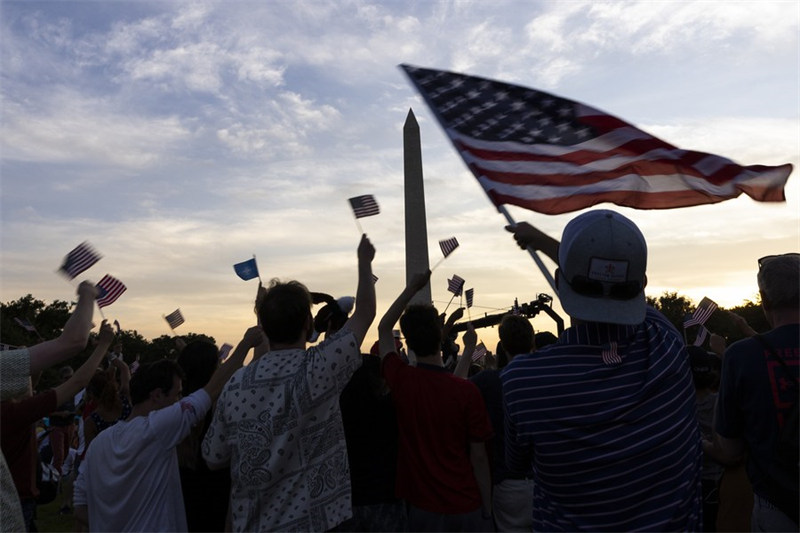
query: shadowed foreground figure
[
  {"left": 706, "top": 253, "right": 799, "bottom": 531},
  {"left": 202, "top": 235, "right": 376, "bottom": 532},
  {"left": 503, "top": 209, "right": 703, "bottom": 531}
]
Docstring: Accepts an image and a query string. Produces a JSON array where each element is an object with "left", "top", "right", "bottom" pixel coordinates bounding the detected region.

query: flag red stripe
[
  {"left": 454, "top": 136, "right": 679, "bottom": 167},
  {"left": 401, "top": 65, "right": 792, "bottom": 215},
  {"left": 487, "top": 188, "right": 766, "bottom": 215},
  {"left": 457, "top": 139, "right": 788, "bottom": 187}
]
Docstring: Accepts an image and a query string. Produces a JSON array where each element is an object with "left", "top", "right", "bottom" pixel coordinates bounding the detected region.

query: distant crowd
[{"left": 1, "top": 209, "right": 798, "bottom": 532}]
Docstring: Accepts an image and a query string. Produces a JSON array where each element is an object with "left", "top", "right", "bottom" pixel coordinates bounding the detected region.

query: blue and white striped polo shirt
[{"left": 501, "top": 307, "right": 702, "bottom": 531}]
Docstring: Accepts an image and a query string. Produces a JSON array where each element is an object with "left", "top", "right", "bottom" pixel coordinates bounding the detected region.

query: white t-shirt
[{"left": 74, "top": 389, "right": 211, "bottom": 532}]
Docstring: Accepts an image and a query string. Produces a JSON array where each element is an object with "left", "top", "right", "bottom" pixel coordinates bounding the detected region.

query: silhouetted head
[
  {"left": 177, "top": 341, "right": 218, "bottom": 396},
  {"left": 400, "top": 304, "right": 441, "bottom": 358},
  {"left": 257, "top": 279, "right": 313, "bottom": 344}
]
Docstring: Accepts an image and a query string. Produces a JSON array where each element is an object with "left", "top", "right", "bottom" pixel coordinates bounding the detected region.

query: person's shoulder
[
  {"left": 469, "top": 368, "right": 499, "bottom": 386},
  {"left": 725, "top": 335, "right": 762, "bottom": 359},
  {"left": 312, "top": 327, "right": 359, "bottom": 355}
]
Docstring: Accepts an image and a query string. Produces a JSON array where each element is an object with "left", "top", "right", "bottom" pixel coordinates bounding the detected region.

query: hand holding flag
[{"left": 401, "top": 64, "right": 792, "bottom": 294}]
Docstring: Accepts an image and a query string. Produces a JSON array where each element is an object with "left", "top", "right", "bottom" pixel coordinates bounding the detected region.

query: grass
[{"left": 35, "top": 488, "right": 77, "bottom": 532}]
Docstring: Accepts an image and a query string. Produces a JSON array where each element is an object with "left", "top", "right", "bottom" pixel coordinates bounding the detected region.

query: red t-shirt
[
  {"left": 0, "top": 389, "right": 58, "bottom": 499},
  {"left": 382, "top": 352, "right": 492, "bottom": 513}
]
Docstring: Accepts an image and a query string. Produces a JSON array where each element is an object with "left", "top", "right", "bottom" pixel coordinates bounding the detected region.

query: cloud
[{"left": 1, "top": 88, "right": 191, "bottom": 169}]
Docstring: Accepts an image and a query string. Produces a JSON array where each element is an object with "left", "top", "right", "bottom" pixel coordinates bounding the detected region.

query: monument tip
[{"left": 404, "top": 108, "right": 418, "bottom": 128}]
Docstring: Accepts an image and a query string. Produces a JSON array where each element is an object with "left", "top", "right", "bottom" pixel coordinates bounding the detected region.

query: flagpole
[
  {"left": 353, "top": 217, "right": 364, "bottom": 235},
  {"left": 442, "top": 293, "right": 456, "bottom": 315},
  {"left": 430, "top": 256, "right": 446, "bottom": 272},
  {"left": 162, "top": 315, "right": 176, "bottom": 337},
  {"left": 253, "top": 254, "right": 262, "bottom": 284},
  {"left": 498, "top": 205, "right": 557, "bottom": 294}
]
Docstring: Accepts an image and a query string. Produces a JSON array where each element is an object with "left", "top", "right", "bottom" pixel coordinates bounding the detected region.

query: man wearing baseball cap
[{"left": 503, "top": 209, "right": 702, "bottom": 531}]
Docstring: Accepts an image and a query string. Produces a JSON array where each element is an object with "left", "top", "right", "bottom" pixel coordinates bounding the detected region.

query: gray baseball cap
[{"left": 557, "top": 210, "right": 647, "bottom": 325}]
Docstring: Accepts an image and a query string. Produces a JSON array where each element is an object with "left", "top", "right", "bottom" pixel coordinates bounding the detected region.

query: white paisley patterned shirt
[{"left": 202, "top": 328, "right": 362, "bottom": 532}]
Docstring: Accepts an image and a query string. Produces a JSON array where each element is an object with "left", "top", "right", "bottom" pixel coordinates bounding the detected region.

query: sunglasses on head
[
  {"left": 758, "top": 253, "right": 800, "bottom": 270},
  {"left": 567, "top": 275, "right": 642, "bottom": 300}
]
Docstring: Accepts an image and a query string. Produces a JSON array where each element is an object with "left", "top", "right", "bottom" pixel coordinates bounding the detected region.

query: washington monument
[{"left": 403, "top": 108, "right": 432, "bottom": 305}]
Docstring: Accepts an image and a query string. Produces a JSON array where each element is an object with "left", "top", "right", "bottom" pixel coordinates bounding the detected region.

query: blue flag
[{"left": 234, "top": 258, "right": 259, "bottom": 281}]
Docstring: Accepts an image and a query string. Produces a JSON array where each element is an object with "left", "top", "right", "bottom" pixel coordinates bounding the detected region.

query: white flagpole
[{"left": 498, "top": 205, "right": 557, "bottom": 294}]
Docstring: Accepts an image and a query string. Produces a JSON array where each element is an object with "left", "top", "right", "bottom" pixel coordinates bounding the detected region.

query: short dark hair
[
  {"left": 257, "top": 279, "right": 312, "bottom": 344},
  {"left": 499, "top": 315, "right": 534, "bottom": 357},
  {"left": 758, "top": 253, "right": 800, "bottom": 311},
  {"left": 534, "top": 331, "right": 559, "bottom": 350},
  {"left": 177, "top": 341, "right": 218, "bottom": 396},
  {"left": 399, "top": 304, "right": 441, "bottom": 358},
  {"left": 130, "top": 359, "right": 185, "bottom": 406}
]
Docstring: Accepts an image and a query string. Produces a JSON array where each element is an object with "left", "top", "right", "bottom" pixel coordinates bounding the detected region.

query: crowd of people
[{"left": 1, "top": 210, "right": 797, "bottom": 532}]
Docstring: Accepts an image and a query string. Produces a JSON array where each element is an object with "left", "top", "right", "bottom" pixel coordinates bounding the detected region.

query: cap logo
[{"left": 588, "top": 257, "right": 628, "bottom": 283}]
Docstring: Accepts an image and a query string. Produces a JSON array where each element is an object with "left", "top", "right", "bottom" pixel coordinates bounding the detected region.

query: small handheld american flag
[
  {"left": 165, "top": 309, "right": 185, "bottom": 330},
  {"left": 465, "top": 288, "right": 474, "bottom": 308},
  {"left": 447, "top": 275, "right": 465, "bottom": 296},
  {"left": 439, "top": 237, "right": 459, "bottom": 258},
  {"left": 59, "top": 242, "right": 102, "bottom": 280},
  {"left": 683, "top": 297, "right": 718, "bottom": 328},
  {"left": 348, "top": 195, "right": 380, "bottom": 218},
  {"left": 95, "top": 275, "right": 127, "bottom": 308},
  {"left": 471, "top": 343, "right": 487, "bottom": 362}
]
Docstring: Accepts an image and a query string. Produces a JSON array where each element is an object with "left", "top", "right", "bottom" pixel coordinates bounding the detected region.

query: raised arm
[
  {"left": 342, "top": 234, "right": 377, "bottom": 346},
  {"left": 29, "top": 281, "right": 97, "bottom": 374},
  {"left": 378, "top": 270, "right": 431, "bottom": 359},
  {"left": 453, "top": 323, "right": 477, "bottom": 379},
  {"left": 53, "top": 320, "right": 114, "bottom": 406},
  {"left": 505, "top": 222, "right": 560, "bottom": 264},
  {"left": 203, "top": 326, "right": 267, "bottom": 402},
  {"left": 441, "top": 307, "right": 464, "bottom": 341},
  {"left": 110, "top": 356, "right": 131, "bottom": 399}
]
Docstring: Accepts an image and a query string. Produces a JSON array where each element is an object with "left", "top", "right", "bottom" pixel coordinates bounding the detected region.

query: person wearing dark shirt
[{"left": 706, "top": 253, "right": 799, "bottom": 531}]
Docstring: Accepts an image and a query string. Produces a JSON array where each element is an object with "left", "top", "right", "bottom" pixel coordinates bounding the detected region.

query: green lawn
[{"left": 35, "top": 493, "right": 76, "bottom": 532}]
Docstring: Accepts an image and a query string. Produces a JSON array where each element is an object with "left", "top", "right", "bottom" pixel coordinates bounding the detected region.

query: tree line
[{"left": 2, "top": 291, "right": 769, "bottom": 392}]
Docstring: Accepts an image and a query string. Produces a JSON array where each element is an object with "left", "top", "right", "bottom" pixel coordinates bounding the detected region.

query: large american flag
[
  {"left": 95, "top": 274, "right": 127, "bottom": 308},
  {"left": 401, "top": 65, "right": 792, "bottom": 214},
  {"left": 59, "top": 242, "right": 102, "bottom": 279}
]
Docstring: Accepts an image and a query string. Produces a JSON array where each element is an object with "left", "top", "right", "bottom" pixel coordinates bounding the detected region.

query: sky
[{"left": 1, "top": 0, "right": 798, "bottom": 353}]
